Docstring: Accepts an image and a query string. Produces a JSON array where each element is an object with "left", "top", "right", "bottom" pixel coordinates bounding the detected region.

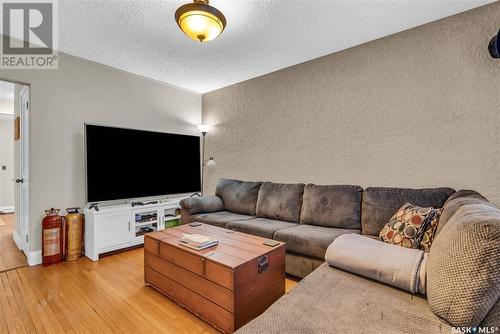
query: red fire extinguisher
[{"left": 42, "top": 208, "right": 65, "bottom": 266}]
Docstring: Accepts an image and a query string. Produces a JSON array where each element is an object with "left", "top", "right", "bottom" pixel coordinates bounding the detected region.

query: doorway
[{"left": 0, "top": 79, "right": 29, "bottom": 272}]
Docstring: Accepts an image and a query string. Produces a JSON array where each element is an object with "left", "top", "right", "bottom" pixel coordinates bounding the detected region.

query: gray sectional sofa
[
  {"left": 180, "top": 178, "right": 454, "bottom": 278},
  {"left": 181, "top": 179, "right": 500, "bottom": 332}
]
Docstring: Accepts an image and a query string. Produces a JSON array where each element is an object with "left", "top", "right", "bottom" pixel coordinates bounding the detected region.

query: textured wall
[
  {"left": 1, "top": 52, "right": 201, "bottom": 252},
  {"left": 202, "top": 3, "right": 500, "bottom": 206}
]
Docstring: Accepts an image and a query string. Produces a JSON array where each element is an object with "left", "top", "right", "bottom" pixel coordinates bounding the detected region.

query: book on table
[{"left": 178, "top": 233, "right": 219, "bottom": 250}]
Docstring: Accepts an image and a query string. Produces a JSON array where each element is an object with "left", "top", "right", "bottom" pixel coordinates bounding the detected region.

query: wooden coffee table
[{"left": 144, "top": 223, "right": 286, "bottom": 333}]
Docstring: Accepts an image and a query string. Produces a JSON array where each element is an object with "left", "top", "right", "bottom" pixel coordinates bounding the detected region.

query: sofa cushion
[
  {"left": 274, "top": 225, "right": 360, "bottom": 260},
  {"left": 300, "top": 184, "right": 362, "bottom": 228},
  {"left": 361, "top": 187, "right": 455, "bottom": 236},
  {"left": 427, "top": 202, "right": 500, "bottom": 327},
  {"left": 256, "top": 182, "right": 304, "bottom": 223},
  {"left": 190, "top": 211, "right": 254, "bottom": 228},
  {"left": 436, "top": 189, "right": 490, "bottom": 236},
  {"left": 285, "top": 252, "right": 324, "bottom": 279},
  {"left": 226, "top": 218, "right": 297, "bottom": 239},
  {"left": 236, "top": 263, "right": 450, "bottom": 334},
  {"left": 215, "top": 178, "right": 262, "bottom": 215},
  {"left": 481, "top": 299, "right": 500, "bottom": 327}
]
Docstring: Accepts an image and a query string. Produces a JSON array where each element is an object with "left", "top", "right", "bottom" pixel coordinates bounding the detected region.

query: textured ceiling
[{"left": 58, "top": 0, "right": 494, "bottom": 93}]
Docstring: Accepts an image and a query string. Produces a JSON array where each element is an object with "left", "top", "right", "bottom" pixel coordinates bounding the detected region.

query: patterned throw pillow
[
  {"left": 419, "top": 208, "right": 442, "bottom": 252},
  {"left": 379, "top": 203, "right": 441, "bottom": 251}
]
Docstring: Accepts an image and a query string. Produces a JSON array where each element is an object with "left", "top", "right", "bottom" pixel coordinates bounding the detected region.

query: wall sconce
[{"left": 206, "top": 157, "right": 216, "bottom": 167}]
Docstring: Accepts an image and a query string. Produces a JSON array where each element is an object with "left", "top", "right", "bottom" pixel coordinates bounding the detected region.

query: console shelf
[{"left": 84, "top": 198, "right": 186, "bottom": 261}]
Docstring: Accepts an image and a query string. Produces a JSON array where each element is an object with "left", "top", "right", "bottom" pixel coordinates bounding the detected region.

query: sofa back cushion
[
  {"left": 361, "top": 187, "right": 455, "bottom": 236},
  {"left": 300, "top": 184, "right": 362, "bottom": 228},
  {"left": 436, "top": 190, "right": 489, "bottom": 236},
  {"left": 427, "top": 201, "right": 500, "bottom": 327},
  {"left": 256, "top": 182, "right": 305, "bottom": 223},
  {"left": 215, "top": 178, "right": 262, "bottom": 215}
]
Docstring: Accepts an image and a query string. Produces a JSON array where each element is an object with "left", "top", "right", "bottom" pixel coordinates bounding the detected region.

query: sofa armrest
[
  {"left": 326, "top": 234, "right": 427, "bottom": 294},
  {"left": 180, "top": 196, "right": 224, "bottom": 215}
]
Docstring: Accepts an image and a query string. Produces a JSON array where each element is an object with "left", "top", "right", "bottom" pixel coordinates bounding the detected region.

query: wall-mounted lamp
[
  {"left": 206, "top": 157, "right": 216, "bottom": 167},
  {"left": 198, "top": 124, "right": 213, "bottom": 195}
]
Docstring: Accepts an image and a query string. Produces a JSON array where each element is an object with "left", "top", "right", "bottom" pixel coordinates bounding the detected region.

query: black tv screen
[{"left": 85, "top": 124, "right": 201, "bottom": 203}]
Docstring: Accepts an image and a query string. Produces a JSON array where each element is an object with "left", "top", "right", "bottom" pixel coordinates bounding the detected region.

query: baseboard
[
  {"left": 27, "top": 250, "right": 42, "bottom": 266},
  {"left": 12, "top": 230, "right": 23, "bottom": 250},
  {"left": 0, "top": 206, "right": 14, "bottom": 214}
]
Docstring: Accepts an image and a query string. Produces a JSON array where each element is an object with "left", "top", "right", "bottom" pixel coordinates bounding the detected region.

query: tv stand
[{"left": 84, "top": 197, "right": 187, "bottom": 261}]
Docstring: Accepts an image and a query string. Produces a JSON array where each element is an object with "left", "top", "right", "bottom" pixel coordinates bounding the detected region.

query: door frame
[
  {"left": 18, "top": 85, "right": 30, "bottom": 255},
  {"left": 0, "top": 78, "right": 31, "bottom": 260}
]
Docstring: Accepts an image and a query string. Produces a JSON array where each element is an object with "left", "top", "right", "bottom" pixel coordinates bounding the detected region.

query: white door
[{"left": 18, "top": 86, "right": 29, "bottom": 254}]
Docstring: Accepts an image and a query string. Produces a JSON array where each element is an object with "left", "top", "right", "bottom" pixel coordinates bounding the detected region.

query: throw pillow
[
  {"left": 419, "top": 208, "right": 442, "bottom": 252},
  {"left": 379, "top": 203, "right": 441, "bottom": 251}
]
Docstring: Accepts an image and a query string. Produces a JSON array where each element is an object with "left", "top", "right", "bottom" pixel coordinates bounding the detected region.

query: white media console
[{"left": 84, "top": 197, "right": 187, "bottom": 261}]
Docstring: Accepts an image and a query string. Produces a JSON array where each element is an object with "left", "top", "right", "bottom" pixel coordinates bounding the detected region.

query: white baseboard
[
  {"left": 27, "top": 250, "right": 42, "bottom": 266},
  {"left": 13, "top": 230, "right": 39, "bottom": 266},
  {"left": 0, "top": 206, "right": 14, "bottom": 214},
  {"left": 12, "top": 230, "right": 23, "bottom": 250},
  {"left": 6, "top": 217, "right": 39, "bottom": 266}
]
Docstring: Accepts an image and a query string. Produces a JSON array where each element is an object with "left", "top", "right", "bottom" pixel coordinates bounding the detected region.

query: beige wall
[
  {"left": 1, "top": 50, "right": 202, "bottom": 252},
  {"left": 202, "top": 2, "right": 500, "bottom": 206}
]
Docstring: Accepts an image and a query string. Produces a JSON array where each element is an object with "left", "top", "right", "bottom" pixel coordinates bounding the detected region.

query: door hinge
[{"left": 25, "top": 234, "right": 28, "bottom": 243}]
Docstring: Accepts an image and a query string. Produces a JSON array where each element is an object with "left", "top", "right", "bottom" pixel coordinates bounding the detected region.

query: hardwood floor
[
  {"left": 0, "top": 247, "right": 298, "bottom": 333},
  {"left": 0, "top": 214, "right": 28, "bottom": 273}
]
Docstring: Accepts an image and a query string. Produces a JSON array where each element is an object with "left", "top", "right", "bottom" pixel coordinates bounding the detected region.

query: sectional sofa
[
  {"left": 180, "top": 178, "right": 454, "bottom": 278},
  {"left": 180, "top": 179, "right": 500, "bottom": 332}
]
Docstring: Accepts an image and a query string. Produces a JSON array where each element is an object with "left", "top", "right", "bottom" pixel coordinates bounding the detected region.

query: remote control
[{"left": 263, "top": 240, "right": 280, "bottom": 247}]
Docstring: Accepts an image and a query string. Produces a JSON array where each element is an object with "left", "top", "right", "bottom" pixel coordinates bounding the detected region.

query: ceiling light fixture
[{"left": 175, "top": 0, "right": 226, "bottom": 43}]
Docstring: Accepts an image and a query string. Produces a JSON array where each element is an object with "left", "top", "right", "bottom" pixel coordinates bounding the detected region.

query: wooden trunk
[{"left": 144, "top": 223, "right": 286, "bottom": 333}]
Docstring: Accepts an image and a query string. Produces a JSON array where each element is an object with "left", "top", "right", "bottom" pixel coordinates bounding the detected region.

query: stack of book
[{"left": 179, "top": 233, "right": 218, "bottom": 250}]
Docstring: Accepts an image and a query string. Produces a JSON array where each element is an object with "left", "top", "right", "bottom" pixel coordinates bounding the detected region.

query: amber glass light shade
[{"left": 175, "top": 1, "right": 226, "bottom": 42}]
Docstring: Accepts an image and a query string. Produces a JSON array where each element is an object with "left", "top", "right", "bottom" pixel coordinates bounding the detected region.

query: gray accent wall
[
  {"left": 202, "top": 2, "right": 500, "bottom": 206},
  {"left": 1, "top": 50, "right": 202, "bottom": 252}
]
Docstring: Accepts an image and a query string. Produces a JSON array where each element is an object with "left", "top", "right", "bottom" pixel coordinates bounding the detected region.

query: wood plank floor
[
  {"left": 0, "top": 247, "right": 298, "bottom": 333},
  {"left": 0, "top": 214, "right": 28, "bottom": 273}
]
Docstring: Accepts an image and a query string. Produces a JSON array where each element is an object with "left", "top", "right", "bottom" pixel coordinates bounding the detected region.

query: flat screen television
[{"left": 85, "top": 124, "right": 201, "bottom": 203}]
